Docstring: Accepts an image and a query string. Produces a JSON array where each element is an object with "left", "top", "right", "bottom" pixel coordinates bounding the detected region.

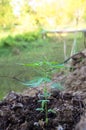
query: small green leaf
[
  {"left": 53, "top": 64, "right": 65, "bottom": 69},
  {"left": 18, "top": 62, "right": 43, "bottom": 67},
  {"left": 36, "top": 108, "right": 44, "bottom": 111},
  {"left": 22, "top": 77, "right": 51, "bottom": 88},
  {"left": 51, "top": 83, "right": 64, "bottom": 90},
  {"left": 42, "top": 100, "right": 45, "bottom": 108},
  {"left": 38, "top": 100, "right": 49, "bottom": 102},
  {"left": 41, "top": 100, "right": 49, "bottom": 108},
  {"left": 48, "top": 109, "right": 56, "bottom": 114},
  {"left": 42, "top": 77, "right": 51, "bottom": 82},
  {"left": 22, "top": 78, "right": 44, "bottom": 87},
  {"left": 43, "top": 92, "right": 51, "bottom": 98}
]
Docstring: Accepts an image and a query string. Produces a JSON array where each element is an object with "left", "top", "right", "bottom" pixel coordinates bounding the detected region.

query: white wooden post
[
  {"left": 63, "top": 39, "right": 67, "bottom": 60},
  {"left": 70, "top": 32, "right": 77, "bottom": 57}
]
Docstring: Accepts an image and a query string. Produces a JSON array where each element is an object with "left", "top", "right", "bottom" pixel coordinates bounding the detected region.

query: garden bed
[{"left": 0, "top": 50, "right": 86, "bottom": 130}]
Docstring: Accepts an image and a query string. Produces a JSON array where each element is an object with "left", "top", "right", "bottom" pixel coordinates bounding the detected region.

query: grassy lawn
[{"left": 0, "top": 32, "right": 85, "bottom": 99}]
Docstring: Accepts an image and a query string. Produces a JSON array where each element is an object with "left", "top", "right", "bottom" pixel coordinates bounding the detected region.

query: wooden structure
[{"left": 42, "top": 28, "right": 86, "bottom": 60}]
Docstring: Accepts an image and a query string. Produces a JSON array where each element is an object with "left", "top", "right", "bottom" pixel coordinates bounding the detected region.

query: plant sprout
[
  {"left": 20, "top": 61, "right": 64, "bottom": 124},
  {"left": 36, "top": 87, "right": 56, "bottom": 124}
]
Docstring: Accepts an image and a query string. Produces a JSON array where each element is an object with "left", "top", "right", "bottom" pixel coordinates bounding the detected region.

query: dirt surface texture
[
  {"left": 0, "top": 49, "right": 86, "bottom": 130},
  {"left": 0, "top": 91, "right": 85, "bottom": 130},
  {"left": 65, "top": 50, "right": 86, "bottom": 98}
]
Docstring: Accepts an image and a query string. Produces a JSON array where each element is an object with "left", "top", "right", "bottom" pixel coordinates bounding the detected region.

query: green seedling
[
  {"left": 21, "top": 61, "right": 64, "bottom": 124},
  {"left": 36, "top": 87, "right": 56, "bottom": 124}
]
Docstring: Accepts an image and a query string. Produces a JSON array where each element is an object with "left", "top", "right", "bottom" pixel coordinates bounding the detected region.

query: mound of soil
[
  {"left": 0, "top": 91, "right": 85, "bottom": 130},
  {"left": 65, "top": 50, "right": 86, "bottom": 98}
]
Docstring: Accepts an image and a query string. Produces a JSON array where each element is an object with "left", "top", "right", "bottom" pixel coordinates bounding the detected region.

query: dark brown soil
[
  {"left": 0, "top": 91, "right": 85, "bottom": 130},
  {"left": 65, "top": 50, "right": 86, "bottom": 93}
]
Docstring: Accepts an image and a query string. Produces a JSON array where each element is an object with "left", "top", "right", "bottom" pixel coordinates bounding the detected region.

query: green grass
[{"left": 0, "top": 32, "right": 85, "bottom": 99}]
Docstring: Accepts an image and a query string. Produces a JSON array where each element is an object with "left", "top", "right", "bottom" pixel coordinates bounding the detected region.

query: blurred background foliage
[
  {"left": 0, "top": 0, "right": 86, "bottom": 34},
  {"left": 0, "top": 0, "right": 86, "bottom": 98}
]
